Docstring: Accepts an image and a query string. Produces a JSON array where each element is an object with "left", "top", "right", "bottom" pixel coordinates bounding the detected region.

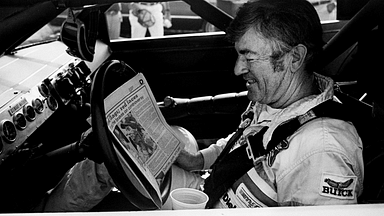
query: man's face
[{"left": 234, "top": 29, "right": 291, "bottom": 107}]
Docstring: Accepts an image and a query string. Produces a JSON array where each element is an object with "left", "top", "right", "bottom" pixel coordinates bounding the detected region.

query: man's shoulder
[
  {"left": 271, "top": 117, "right": 362, "bottom": 177},
  {"left": 291, "top": 117, "right": 362, "bottom": 153}
]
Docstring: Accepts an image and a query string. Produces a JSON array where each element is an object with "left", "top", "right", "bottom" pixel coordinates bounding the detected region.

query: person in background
[
  {"left": 105, "top": 3, "right": 123, "bottom": 39},
  {"left": 128, "top": 2, "right": 172, "bottom": 38}
]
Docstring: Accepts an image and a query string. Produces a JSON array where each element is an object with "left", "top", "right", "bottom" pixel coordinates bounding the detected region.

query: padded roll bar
[
  {"left": 314, "top": 0, "right": 384, "bottom": 70},
  {"left": 158, "top": 91, "right": 249, "bottom": 120}
]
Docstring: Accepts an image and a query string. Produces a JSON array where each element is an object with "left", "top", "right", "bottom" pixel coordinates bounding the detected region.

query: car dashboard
[
  {"left": 0, "top": 42, "right": 81, "bottom": 160},
  {"left": 0, "top": 40, "right": 110, "bottom": 212}
]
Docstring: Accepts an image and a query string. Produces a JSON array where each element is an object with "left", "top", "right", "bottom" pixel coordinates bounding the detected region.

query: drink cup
[{"left": 170, "top": 188, "right": 209, "bottom": 210}]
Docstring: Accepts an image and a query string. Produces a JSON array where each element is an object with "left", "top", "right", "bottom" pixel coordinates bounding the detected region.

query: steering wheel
[{"left": 90, "top": 60, "right": 172, "bottom": 210}]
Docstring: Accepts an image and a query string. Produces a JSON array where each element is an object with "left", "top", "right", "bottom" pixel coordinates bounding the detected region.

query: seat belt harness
[{"left": 203, "top": 99, "right": 348, "bottom": 208}]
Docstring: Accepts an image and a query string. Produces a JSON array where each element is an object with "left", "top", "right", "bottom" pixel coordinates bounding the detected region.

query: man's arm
[
  {"left": 176, "top": 134, "right": 233, "bottom": 171},
  {"left": 161, "top": 2, "right": 171, "bottom": 20},
  {"left": 128, "top": 3, "right": 141, "bottom": 16},
  {"left": 175, "top": 150, "right": 204, "bottom": 171},
  {"left": 161, "top": 2, "right": 172, "bottom": 28},
  {"left": 277, "top": 119, "right": 364, "bottom": 205}
]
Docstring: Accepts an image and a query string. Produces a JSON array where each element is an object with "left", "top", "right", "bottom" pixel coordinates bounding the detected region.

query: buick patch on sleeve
[{"left": 319, "top": 173, "right": 357, "bottom": 200}]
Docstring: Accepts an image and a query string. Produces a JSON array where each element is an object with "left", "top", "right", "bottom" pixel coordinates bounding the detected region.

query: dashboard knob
[{"left": 55, "top": 77, "right": 75, "bottom": 100}]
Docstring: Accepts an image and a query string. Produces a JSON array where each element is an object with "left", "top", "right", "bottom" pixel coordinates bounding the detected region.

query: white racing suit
[
  {"left": 201, "top": 73, "right": 364, "bottom": 207},
  {"left": 38, "top": 73, "right": 363, "bottom": 211}
]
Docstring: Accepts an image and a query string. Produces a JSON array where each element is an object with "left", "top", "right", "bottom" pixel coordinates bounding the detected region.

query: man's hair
[{"left": 226, "top": 0, "right": 324, "bottom": 71}]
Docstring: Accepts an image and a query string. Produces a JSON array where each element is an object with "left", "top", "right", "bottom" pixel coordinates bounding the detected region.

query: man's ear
[{"left": 289, "top": 44, "right": 307, "bottom": 72}]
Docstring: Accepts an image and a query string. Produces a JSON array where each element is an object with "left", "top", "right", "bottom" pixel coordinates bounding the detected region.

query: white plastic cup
[{"left": 170, "top": 188, "right": 209, "bottom": 210}]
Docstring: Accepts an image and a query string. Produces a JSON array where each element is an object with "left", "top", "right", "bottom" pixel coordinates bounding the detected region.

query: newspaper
[{"left": 104, "top": 73, "right": 182, "bottom": 200}]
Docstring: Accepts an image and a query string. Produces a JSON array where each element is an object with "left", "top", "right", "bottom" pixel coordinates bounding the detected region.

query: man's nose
[{"left": 234, "top": 58, "right": 248, "bottom": 76}]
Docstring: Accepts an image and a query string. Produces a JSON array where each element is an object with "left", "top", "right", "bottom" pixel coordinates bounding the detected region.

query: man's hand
[
  {"left": 176, "top": 149, "right": 204, "bottom": 171},
  {"left": 78, "top": 128, "right": 104, "bottom": 164},
  {"left": 163, "top": 18, "right": 172, "bottom": 28}
]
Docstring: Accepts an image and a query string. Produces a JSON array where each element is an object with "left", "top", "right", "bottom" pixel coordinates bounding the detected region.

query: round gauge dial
[
  {"left": 13, "top": 113, "right": 27, "bottom": 130},
  {"left": 32, "top": 98, "right": 44, "bottom": 114},
  {"left": 38, "top": 83, "right": 50, "bottom": 97},
  {"left": 47, "top": 96, "right": 58, "bottom": 111},
  {"left": 0, "top": 120, "right": 17, "bottom": 143},
  {"left": 23, "top": 105, "right": 36, "bottom": 121}
]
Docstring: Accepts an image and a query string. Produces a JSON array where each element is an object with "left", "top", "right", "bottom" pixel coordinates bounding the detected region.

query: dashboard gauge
[
  {"left": 23, "top": 105, "right": 36, "bottom": 121},
  {"left": 0, "top": 120, "right": 17, "bottom": 143},
  {"left": 38, "top": 83, "right": 50, "bottom": 97},
  {"left": 47, "top": 96, "right": 58, "bottom": 111},
  {"left": 13, "top": 113, "right": 27, "bottom": 130},
  {"left": 32, "top": 98, "right": 44, "bottom": 114}
]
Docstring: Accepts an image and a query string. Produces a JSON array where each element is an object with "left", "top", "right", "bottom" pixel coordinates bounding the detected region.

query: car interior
[{"left": 0, "top": 0, "right": 383, "bottom": 214}]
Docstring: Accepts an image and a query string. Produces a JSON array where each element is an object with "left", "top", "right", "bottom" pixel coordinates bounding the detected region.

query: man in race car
[
  {"left": 174, "top": 0, "right": 363, "bottom": 208},
  {"left": 37, "top": 0, "right": 363, "bottom": 211}
]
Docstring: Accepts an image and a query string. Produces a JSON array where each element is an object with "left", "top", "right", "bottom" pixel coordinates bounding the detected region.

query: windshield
[
  {"left": 21, "top": 9, "right": 68, "bottom": 47},
  {"left": 22, "top": 0, "right": 337, "bottom": 45}
]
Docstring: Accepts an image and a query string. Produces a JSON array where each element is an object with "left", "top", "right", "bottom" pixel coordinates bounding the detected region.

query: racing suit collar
[
  {"left": 253, "top": 72, "right": 334, "bottom": 123},
  {"left": 248, "top": 73, "right": 335, "bottom": 148}
]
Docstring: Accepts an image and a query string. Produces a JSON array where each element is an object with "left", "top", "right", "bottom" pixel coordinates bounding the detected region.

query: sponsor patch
[
  {"left": 219, "top": 189, "right": 240, "bottom": 208},
  {"left": 319, "top": 173, "right": 357, "bottom": 200},
  {"left": 236, "top": 183, "right": 266, "bottom": 208}
]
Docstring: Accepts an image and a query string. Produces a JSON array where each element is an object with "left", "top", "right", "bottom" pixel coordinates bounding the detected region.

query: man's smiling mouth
[{"left": 246, "top": 79, "right": 256, "bottom": 85}]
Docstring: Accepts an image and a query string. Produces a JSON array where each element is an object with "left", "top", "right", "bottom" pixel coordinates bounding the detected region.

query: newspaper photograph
[{"left": 104, "top": 73, "right": 182, "bottom": 198}]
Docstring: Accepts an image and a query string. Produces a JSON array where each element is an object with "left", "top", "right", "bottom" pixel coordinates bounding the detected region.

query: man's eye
[{"left": 245, "top": 54, "right": 260, "bottom": 62}]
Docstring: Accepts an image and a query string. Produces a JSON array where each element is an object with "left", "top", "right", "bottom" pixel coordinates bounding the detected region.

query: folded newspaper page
[{"left": 104, "top": 73, "right": 182, "bottom": 200}]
